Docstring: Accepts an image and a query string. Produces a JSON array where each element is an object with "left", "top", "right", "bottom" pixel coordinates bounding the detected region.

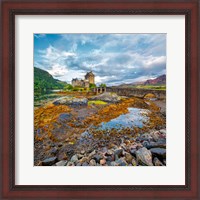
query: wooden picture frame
[{"left": 1, "top": 0, "right": 199, "bottom": 199}]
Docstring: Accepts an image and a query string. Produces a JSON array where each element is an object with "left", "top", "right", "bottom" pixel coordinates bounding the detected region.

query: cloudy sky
[{"left": 34, "top": 33, "right": 166, "bottom": 86}]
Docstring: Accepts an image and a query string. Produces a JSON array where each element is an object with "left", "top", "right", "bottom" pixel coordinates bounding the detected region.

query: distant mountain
[
  {"left": 144, "top": 74, "right": 166, "bottom": 85},
  {"left": 117, "top": 74, "right": 166, "bottom": 88},
  {"left": 34, "top": 67, "right": 67, "bottom": 91}
]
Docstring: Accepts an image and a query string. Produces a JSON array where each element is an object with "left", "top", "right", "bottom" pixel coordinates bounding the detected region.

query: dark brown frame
[{"left": 1, "top": 0, "right": 199, "bottom": 199}]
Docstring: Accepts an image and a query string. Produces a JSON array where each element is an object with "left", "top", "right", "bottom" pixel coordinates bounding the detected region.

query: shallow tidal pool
[{"left": 98, "top": 107, "right": 150, "bottom": 130}]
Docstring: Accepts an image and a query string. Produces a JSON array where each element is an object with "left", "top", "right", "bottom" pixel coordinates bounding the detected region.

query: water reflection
[{"left": 98, "top": 108, "right": 150, "bottom": 130}]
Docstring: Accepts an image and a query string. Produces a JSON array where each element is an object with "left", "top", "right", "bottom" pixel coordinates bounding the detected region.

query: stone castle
[{"left": 72, "top": 71, "right": 95, "bottom": 88}]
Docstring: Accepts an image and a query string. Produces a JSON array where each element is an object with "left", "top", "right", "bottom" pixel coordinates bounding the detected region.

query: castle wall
[{"left": 72, "top": 72, "right": 95, "bottom": 88}]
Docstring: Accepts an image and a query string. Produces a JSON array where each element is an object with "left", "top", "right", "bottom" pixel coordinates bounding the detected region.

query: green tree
[
  {"left": 99, "top": 83, "right": 106, "bottom": 88},
  {"left": 89, "top": 83, "right": 96, "bottom": 89},
  {"left": 64, "top": 84, "right": 73, "bottom": 91}
]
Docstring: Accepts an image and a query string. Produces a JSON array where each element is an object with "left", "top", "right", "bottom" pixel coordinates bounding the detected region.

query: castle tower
[{"left": 85, "top": 71, "right": 95, "bottom": 84}]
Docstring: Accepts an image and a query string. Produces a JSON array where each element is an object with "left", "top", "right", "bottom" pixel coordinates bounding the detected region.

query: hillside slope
[{"left": 34, "top": 67, "right": 66, "bottom": 91}]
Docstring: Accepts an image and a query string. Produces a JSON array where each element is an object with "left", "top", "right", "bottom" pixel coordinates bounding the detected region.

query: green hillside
[{"left": 34, "top": 67, "right": 67, "bottom": 91}]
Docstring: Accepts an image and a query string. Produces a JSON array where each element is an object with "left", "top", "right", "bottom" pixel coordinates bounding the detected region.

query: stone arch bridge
[{"left": 105, "top": 87, "right": 166, "bottom": 99}]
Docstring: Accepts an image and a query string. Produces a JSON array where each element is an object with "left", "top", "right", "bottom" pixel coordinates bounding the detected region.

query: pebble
[
  {"left": 136, "top": 147, "right": 153, "bottom": 166},
  {"left": 150, "top": 148, "right": 166, "bottom": 159},
  {"left": 81, "top": 150, "right": 85, "bottom": 154},
  {"left": 77, "top": 154, "right": 84, "bottom": 159},
  {"left": 82, "top": 162, "right": 89, "bottom": 166},
  {"left": 132, "top": 158, "right": 137, "bottom": 166},
  {"left": 58, "top": 152, "right": 68, "bottom": 161},
  {"left": 70, "top": 154, "right": 79, "bottom": 162},
  {"left": 130, "top": 148, "right": 137, "bottom": 156},
  {"left": 105, "top": 150, "right": 113, "bottom": 156},
  {"left": 125, "top": 152, "right": 133, "bottom": 163},
  {"left": 153, "top": 157, "right": 164, "bottom": 166},
  {"left": 159, "top": 129, "right": 166, "bottom": 135},
  {"left": 42, "top": 157, "right": 57, "bottom": 166},
  {"left": 89, "top": 159, "right": 96, "bottom": 166},
  {"left": 55, "top": 160, "right": 67, "bottom": 166},
  {"left": 115, "top": 158, "right": 128, "bottom": 166},
  {"left": 93, "top": 155, "right": 102, "bottom": 163},
  {"left": 89, "top": 150, "right": 96, "bottom": 158},
  {"left": 67, "top": 161, "right": 75, "bottom": 166},
  {"left": 58, "top": 143, "right": 63, "bottom": 147},
  {"left": 79, "top": 157, "right": 88, "bottom": 164},
  {"left": 114, "top": 149, "right": 123, "bottom": 160},
  {"left": 100, "top": 159, "right": 106, "bottom": 165},
  {"left": 50, "top": 147, "right": 59, "bottom": 156},
  {"left": 150, "top": 131, "right": 160, "bottom": 141}
]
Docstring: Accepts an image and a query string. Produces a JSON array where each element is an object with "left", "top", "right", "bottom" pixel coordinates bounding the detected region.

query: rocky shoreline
[
  {"left": 37, "top": 129, "right": 166, "bottom": 166},
  {"left": 34, "top": 92, "right": 166, "bottom": 166}
]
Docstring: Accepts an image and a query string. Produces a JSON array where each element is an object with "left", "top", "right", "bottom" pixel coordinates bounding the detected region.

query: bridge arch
[
  {"left": 143, "top": 93, "right": 157, "bottom": 99},
  {"left": 93, "top": 87, "right": 106, "bottom": 94}
]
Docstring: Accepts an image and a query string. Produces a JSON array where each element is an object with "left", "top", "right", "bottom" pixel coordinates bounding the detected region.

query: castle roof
[{"left": 86, "top": 71, "right": 94, "bottom": 76}]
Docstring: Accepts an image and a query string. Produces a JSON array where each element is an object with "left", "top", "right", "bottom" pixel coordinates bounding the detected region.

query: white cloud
[
  {"left": 34, "top": 34, "right": 46, "bottom": 38},
  {"left": 34, "top": 34, "right": 166, "bottom": 85}
]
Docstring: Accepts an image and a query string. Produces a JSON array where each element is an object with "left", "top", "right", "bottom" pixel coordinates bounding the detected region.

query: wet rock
[
  {"left": 150, "top": 148, "right": 166, "bottom": 159},
  {"left": 70, "top": 154, "right": 79, "bottom": 163},
  {"left": 150, "top": 131, "right": 160, "bottom": 141},
  {"left": 124, "top": 135, "right": 129, "bottom": 140},
  {"left": 120, "top": 143, "right": 127, "bottom": 151},
  {"left": 50, "top": 147, "right": 59, "bottom": 156},
  {"left": 106, "top": 155, "right": 114, "bottom": 162},
  {"left": 115, "top": 158, "right": 128, "bottom": 166},
  {"left": 132, "top": 158, "right": 137, "bottom": 166},
  {"left": 82, "top": 162, "right": 89, "bottom": 166},
  {"left": 146, "top": 139, "right": 166, "bottom": 149},
  {"left": 159, "top": 129, "right": 166, "bottom": 135},
  {"left": 58, "top": 152, "right": 68, "bottom": 161},
  {"left": 110, "top": 161, "right": 118, "bottom": 166},
  {"left": 125, "top": 140, "right": 131, "bottom": 145},
  {"left": 130, "top": 148, "right": 137, "bottom": 156},
  {"left": 36, "top": 161, "right": 43, "bottom": 166},
  {"left": 66, "top": 149, "right": 74, "bottom": 157},
  {"left": 79, "top": 157, "right": 88, "bottom": 164},
  {"left": 58, "top": 113, "right": 72, "bottom": 122},
  {"left": 53, "top": 96, "right": 88, "bottom": 106},
  {"left": 81, "top": 150, "right": 85, "bottom": 155},
  {"left": 77, "top": 154, "right": 84, "bottom": 159},
  {"left": 101, "top": 147, "right": 108, "bottom": 153},
  {"left": 136, "top": 133, "right": 153, "bottom": 142},
  {"left": 65, "top": 138, "right": 69, "bottom": 143},
  {"left": 89, "top": 159, "right": 97, "bottom": 166},
  {"left": 100, "top": 159, "right": 106, "bottom": 165},
  {"left": 55, "top": 160, "right": 67, "bottom": 166},
  {"left": 89, "top": 92, "right": 122, "bottom": 103},
  {"left": 88, "top": 150, "right": 96, "bottom": 158},
  {"left": 142, "top": 141, "right": 150, "bottom": 148},
  {"left": 58, "top": 143, "right": 63, "bottom": 147},
  {"left": 153, "top": 157, "right": 164, "bottom": 166},
  {"left": 125, "top": 152, "right": 133, "bottom": 163},
  {"left": 93, "top": 155, "right": 103, "bottom": 163},
  {"left": 76, "top": 162, "right": 82, "bottom": 166},
  {"left": 136, "top": 147, "right": 153, "bottom": 166},
  {"left": 105, "top": 150, "right": 113, "bottom": 156},
  {"left": 67, "top": 161, "right": 75, "bottom": 166},
  {"left": 42, "top": 157, "right": 57, "bottom": 166},
  {"left": 114, "top": 149, "right": 123, "bottom": 160},
  {"left": 107, "top": 161, "right": 112, "bottom": 166}
]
